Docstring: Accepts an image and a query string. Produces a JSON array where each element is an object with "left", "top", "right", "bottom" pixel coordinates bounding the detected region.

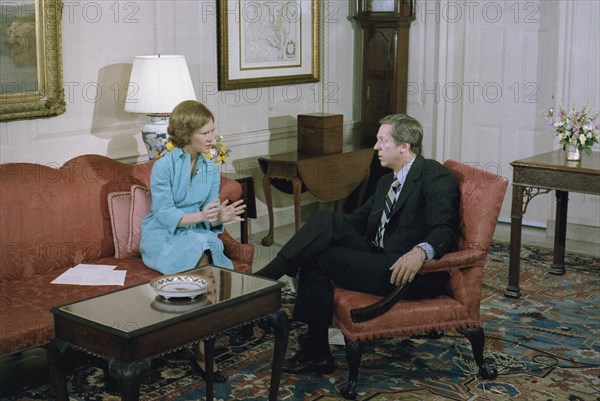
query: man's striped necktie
[{"left": 373, "top": 179, "right": 401, "bottom": 248}]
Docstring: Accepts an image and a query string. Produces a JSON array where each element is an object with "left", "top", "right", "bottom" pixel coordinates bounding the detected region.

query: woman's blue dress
[{"left": 139, "top": 147, "right": 233, "bottom": 274}]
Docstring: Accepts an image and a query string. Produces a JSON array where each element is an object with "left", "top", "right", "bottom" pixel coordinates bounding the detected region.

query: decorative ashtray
[{"left": 149, "top": 274, "right": 209, "bottom": 299}]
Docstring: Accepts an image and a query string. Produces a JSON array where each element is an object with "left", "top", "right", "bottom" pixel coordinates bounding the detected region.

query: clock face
[{"left": 366, "top": 0, "right": 396, "bottom": 12}]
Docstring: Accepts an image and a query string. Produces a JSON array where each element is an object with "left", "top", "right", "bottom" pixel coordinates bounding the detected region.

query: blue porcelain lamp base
[{"left": 142, "top": 115, "right": 169, "bottom": 159}]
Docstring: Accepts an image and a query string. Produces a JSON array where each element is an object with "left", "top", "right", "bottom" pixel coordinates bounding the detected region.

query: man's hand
[{"left": 389, "top": 247, "right": 427, "bottom": 286}]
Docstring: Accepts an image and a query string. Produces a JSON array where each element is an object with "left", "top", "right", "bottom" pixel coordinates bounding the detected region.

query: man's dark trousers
[{"left": 278, "top": 210, "right": 449, "bottom": 351}]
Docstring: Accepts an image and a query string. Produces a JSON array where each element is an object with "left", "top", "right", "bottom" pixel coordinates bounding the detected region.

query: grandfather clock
[
  {"left": 348, "top": 0, "right": 415, "bottom": 209},
  {"left": 355, "top": 0, "right": 415, "bottom": 147}
]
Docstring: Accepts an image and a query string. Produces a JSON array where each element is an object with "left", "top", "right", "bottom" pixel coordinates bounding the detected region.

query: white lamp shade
[{"left": 124, "top": 55, "right": 196, "bottom": 115}]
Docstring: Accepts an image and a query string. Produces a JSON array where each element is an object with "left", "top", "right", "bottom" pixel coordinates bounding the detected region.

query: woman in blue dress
[{"left": 140, "top": 100, "right": 246, "bottom": 382}]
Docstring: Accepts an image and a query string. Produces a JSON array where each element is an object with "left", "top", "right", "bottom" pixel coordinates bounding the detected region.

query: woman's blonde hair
[{"left": 168, "top": 100, "right": 214, "bottom": 147}]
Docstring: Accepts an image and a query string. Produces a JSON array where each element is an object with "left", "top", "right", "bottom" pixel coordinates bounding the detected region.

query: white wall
[
  {"left": 407, "top": 0, "right": 599, "bottom": 242},
  {"left": 0, "top": 0, "right": 359, "bottom": 232},
  {"left": 1, "top": 1, "right": 151, "bottom": 163},
  {"left": 1, "top": 0, "right": 598, "bottom": 240},
  {"left": 0, "top": 0, "right": 358, "bottom": 164}
]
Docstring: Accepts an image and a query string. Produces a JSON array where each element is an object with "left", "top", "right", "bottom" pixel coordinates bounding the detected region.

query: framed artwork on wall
[
  {"left": 218, "top": 0, "right": 320, "bottom": 90},
  {"left": 0, "top": 0, "right": 65, "bottom": 122}
]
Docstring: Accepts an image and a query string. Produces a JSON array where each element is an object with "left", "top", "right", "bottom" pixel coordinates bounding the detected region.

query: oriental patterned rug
[{"left": 1, "top": 242, "right": 599, "bottom": 401}]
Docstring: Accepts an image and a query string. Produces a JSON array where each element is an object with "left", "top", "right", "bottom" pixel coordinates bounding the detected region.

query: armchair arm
[
  {"left": 420, "top": 249, "right": 487, "bottom": 273},
  {"left": 350, "top": 249, "right": 487, "bottom": 323},
  {"left": 350, "top": 282, "right": 410, "bottom": 323},
  {"left": 219, "top": 230, "right": 255, "bottom": 267}
]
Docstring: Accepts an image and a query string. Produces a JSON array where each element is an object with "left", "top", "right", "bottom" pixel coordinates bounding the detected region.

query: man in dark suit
[{"left": 255, "top": 114, "right": 460, "bottom": 374}]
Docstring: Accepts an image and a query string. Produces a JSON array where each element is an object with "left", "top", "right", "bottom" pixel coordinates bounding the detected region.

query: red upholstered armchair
[{"left": 332, "top": 160, "right": 508, "bottom": 399}]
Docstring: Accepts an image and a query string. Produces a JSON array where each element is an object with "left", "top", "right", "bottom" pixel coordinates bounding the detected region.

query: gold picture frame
[
  {"left": 218, "top": 0, "right": 320, "bottom": 90},
  {"left": 0, "top": 0, "right": 65, "bottom": 122}
]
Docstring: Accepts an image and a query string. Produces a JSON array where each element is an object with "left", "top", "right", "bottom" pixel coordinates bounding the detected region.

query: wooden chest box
[{"left": 297, "top": 113, "right": 343, "bottom": 155}]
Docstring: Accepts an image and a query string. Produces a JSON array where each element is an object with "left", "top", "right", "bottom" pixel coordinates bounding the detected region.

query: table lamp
[{"left": 125, "top": 55, "right": 196, "bottom": 159}]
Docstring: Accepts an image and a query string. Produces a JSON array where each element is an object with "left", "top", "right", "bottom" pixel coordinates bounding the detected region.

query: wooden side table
[
  {"left": 258, "top": 147, "right": 373, "bottom": 246},
  {"left": 505, "top": 150, "right": 599, "bottom": 298}
]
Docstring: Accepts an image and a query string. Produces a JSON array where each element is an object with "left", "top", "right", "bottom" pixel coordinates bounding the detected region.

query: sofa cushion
[
  {"left": 0, "top": 155, "right": 154, "bottom": 283},
  {"left": 128, "top": 185, "right": 152, "bottom": 255},
  {"left": 0, "top": 154, "right": 253, "bottom": 359},
  {"left": 0, "top": 256, "right": 161, "bottom": 357},
  {"left": 107, "top": 191, "right": 134, "bottom": 258}
]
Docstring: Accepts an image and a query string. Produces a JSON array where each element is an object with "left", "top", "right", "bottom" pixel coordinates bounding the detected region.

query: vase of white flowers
[
  {"left": 543, "top": 101, "right": 599, "bottom": 162},
  {"left": 564, "top": 143, "right": 581, "bottom": 161}
]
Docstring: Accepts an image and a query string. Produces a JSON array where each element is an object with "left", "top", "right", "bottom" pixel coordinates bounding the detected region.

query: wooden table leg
[
  {"left": 505, "top": 184, "right": 524, "bottom": 298},
  {"left": 239, "top": 179, "right": 249, "bottom": 244},
  {"left": 550, "top": 190, "right": 568, "bottom": 275},
  {"left": 236, "top": 176, "right": 256, "bottom": 244},
  {"left": 261, "top": 173, "right": 275, "bottom": 246},
  {"left": 357, "top": 169, "right": 370, "bottom": 206},
  {"left": 108, "top": 358, "right": 150, "bottom": 401},
  {"left": 292, "top": 177, "right": 302, "bottom": 232},
  {"left": 203, "top": 338, "right": 215, "bottom": 401},
  {"left": 267, "top": 309, "right": 290, "bottom": 401},
  {"left": 47, "top": 338, "right": 70, "bottom": 401},
  {"left": 240, "top": 218, "right": 249, "bottom": 244}
]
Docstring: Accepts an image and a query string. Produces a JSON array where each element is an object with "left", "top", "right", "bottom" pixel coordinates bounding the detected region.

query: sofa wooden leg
[
  {"left": 340, "top": 338, "right": 364, "bottom": 400},
  {"left": 457, "top": 327, "right": 498, "bottom": 380}
]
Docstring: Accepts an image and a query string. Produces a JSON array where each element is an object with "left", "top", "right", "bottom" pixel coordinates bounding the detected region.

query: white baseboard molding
[{"left": 546, "top": 220, "right": 600, "bottom": 245}]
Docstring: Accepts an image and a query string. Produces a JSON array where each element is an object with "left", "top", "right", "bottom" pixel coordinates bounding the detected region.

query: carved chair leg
[
  {"left": 457, "top": 327, "right": 498, "bottom": 380},
  {"left": 340, "top": 339, "right": 364, "bottom": 400}
]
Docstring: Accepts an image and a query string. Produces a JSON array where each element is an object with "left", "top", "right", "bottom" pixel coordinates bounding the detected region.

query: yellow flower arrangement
[
  {"left": 203, "top": 134, "right": 231, "bottom": 165},
  {"left": 158, "top": 134, "right": 230, "bottom": 165}
]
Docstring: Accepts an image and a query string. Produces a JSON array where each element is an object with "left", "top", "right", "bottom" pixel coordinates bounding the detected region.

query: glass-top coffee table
[{"left": 48, "top": 265, "right": 289, "bottom": 401}]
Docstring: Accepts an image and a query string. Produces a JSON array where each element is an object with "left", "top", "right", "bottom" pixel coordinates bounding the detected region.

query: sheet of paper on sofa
[{"left": 51, "top": 264, "right": 126, "bottom": 286}]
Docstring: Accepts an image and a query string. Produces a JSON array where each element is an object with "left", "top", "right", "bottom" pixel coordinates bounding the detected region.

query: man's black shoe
[
  {"left": 282, "top": 351, "right": 335, "bottom": 374},
  {"left": 297, "top": 332, "right": 309, "bottom": 347},
  {"left": 192, "top": 361, "right": 228, "bottom": 383}
]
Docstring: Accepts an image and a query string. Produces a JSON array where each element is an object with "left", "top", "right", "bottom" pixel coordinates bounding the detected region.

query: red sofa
[{"left": 0, "top": 154, "right": 254, "bottom": 357}]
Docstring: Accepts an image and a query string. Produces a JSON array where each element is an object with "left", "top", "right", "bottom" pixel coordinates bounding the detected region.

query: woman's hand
[
  {"left": 177, "top": 199, "right": 245, "bottom": 227},
  {"left": 217, "top": 199, "right": 246, "bottom": 224},
  {"left": 177, "top": 199, "right": 219, "bottom": 227},
  {"left": 201, "top": 199, "right": 220, "bottom": 223}
]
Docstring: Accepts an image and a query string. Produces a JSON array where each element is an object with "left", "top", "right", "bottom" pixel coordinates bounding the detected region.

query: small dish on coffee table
[
  {"left": 151, "top": 294, "right": 211, "bottom": 313},
  {"left": 150, "top": 274, "right": 209, "bottom": 300}
]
